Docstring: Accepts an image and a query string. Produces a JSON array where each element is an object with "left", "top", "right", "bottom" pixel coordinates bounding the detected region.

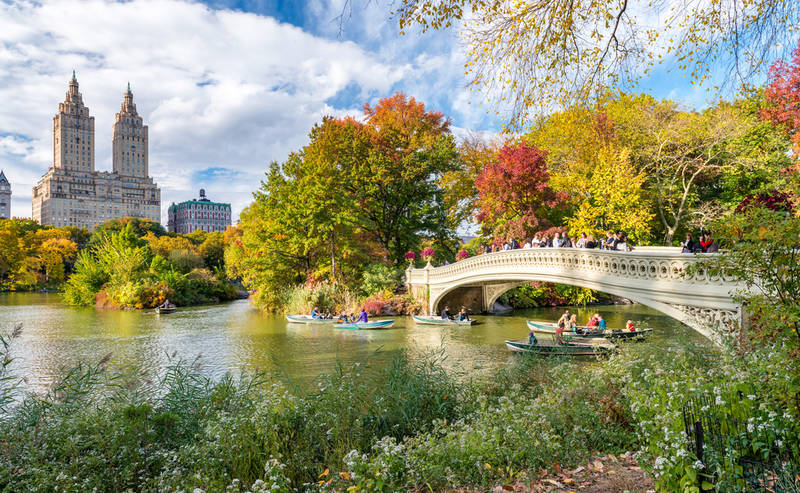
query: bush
[{"left": 359, "top": 263, "right": 403, "bottom": 298}]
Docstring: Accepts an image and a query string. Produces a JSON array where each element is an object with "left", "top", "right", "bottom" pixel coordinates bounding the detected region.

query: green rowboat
[
  {"left": 333, "top": 320, "right": 395, "bottom": 330},
  {"left": 505, "top": 339, "right": 614, "bottom": 356},
  {"left": 412, "top": 315, "right": 476, "bottom": 326}
]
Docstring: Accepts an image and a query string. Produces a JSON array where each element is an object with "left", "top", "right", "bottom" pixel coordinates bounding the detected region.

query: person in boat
[
  {"left": 597, "top": 314, "right": 607, "bottom": 332},
  {"left": 555, "top": 323, "right": 565, "bottom": 345},
  {"left": 348, "top": 313, "right": 356, "bottom": 322},
  {"left": 311, "top": 306, "right": 320, "bottom": 319},
  {"left": 626, "top": 320, "right": 635, "bottom": 332},
  {"left": 528, "top": 331, "right": 538, "bottom": 346},
  {"left": 337, "top": 312, "right": 348, "bottom": 322},
  {"left": 569, "top": 314, "right": 579, "bottom": 332},
  {"left": 457, "top": 306, "right": 470, "bottom": 321},
  {"left": 441, "top": 305, "right": 454, "bottom": 320},
  {"left": 586, "top": 313, "right": 599, "bottom": 332},
  {"left": 159, "top": 299, "right": 172, "bottom": 309},
  {"left": 356, "top": 309, "right": 368, "bottom": 323},
  {"left": 556, "top": 310, "right": 571, "bottom": 331}
]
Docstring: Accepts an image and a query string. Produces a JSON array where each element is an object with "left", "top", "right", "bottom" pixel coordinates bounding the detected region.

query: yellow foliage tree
[
  {"left": 38, "top": 238, "right": 78, "bottom": 283},
  {"left": 564, "top": 146, "right": 654, "bottom": 242}
]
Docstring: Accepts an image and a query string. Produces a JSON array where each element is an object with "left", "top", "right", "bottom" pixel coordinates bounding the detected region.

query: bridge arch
[{"left": 406, "top": 247, "right": 742, "bottom": 341}]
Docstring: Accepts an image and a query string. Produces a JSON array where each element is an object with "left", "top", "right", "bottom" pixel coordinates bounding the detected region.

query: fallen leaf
[
  {"left": 544, "top": 479, "right": 565, "bottom": 488},
  {"left": 570, "top": 466, "right": 585, "bottom": 475},
  {"left": 593, "top": 460, "right": 604, "bottom": 471},
  {"left": 563, "top": 478, "right": 575, "bottom": 484}
]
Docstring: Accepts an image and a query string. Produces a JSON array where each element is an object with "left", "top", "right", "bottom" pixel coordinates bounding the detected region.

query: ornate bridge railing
[{"left": 405, "top": 247, "right": 742, "bottom": 340}]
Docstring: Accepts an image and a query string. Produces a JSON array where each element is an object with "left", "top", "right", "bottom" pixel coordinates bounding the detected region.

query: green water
[{"left": 0, "top": 292, "right": 709, "bottom": 392}]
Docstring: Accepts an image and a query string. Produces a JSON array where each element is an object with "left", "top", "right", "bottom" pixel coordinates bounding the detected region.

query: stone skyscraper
[
  {"left": 0, "top": 170, "right": 10, "bottom": 219},
  {"left": 112, "top": 83, "right": 149, "bottom": 178},
  {"left": 32, "top": 74, "right": 161, "bottom": 229}
]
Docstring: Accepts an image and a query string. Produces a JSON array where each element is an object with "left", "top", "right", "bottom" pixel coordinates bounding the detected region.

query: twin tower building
[{"left": 32, "top": 72, "right": 161, "bottom": 229}]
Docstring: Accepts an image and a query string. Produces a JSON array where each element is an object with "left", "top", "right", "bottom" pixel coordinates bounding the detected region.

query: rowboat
[
  {"left": 285, "top": 314, "right": 336, "bottom": 324},
  {"left": 412, "top": 315, "right": 476, "bottom": 326},
  {"left": 505, "top": 339, "right": 615, "bottom": 356},
  {"left": 526, "top": 320, "right": 653, "bottom": 340},
  {"left": 155, "top": 306, "right": 176, "bottom": 314},
  {"left": 333, "top": 320, "right": 395, "bottom": 330}
]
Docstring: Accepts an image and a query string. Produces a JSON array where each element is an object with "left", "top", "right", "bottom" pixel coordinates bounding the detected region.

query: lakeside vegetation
[{"left": 0, "top": 216, "right": 239, "bottom": 309}]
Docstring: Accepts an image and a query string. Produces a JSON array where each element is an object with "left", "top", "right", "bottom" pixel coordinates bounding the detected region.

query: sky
[{"left": 0, "top": 0, "right": 774, "bottom": 225}]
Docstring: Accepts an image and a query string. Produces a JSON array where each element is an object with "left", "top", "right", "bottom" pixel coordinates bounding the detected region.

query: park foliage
[{"left": 0, "top": 215, "right": 237, "bottom": 309}]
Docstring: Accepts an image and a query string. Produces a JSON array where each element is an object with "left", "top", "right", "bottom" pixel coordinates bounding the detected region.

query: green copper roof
[{"left": 171, "top": 199, "right": 231, "bottom": 208}]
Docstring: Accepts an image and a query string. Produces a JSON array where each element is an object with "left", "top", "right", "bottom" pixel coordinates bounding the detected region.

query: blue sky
[{"left": 0, "top": 0, "right": 774, "bottom": 224}]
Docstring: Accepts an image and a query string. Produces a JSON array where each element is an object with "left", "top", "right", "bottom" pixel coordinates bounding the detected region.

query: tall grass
[{"left": 1, "top": 325, "right": 759, "bottom": 492}]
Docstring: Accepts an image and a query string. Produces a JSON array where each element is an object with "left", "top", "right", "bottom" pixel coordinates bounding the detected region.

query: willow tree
[{"left": 394, "top": 0, "right": 799, "bottom": 130}]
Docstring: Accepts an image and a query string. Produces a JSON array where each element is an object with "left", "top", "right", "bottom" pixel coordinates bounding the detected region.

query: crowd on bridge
[
  {"left": 482, "top": 230, "right": 634, "bottom": 253},
  {"left": 478, "top": 229, "right": 719, "bottom": 254}
]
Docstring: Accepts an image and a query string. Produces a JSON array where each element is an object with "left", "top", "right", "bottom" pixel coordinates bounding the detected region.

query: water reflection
[{"left": 0, "top": 293, "right": 709, "bottom": 393}]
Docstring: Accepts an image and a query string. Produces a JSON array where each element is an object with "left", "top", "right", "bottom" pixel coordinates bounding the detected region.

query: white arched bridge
[{"left": 405, "top": 247, "right": 742, "bottom": 340}]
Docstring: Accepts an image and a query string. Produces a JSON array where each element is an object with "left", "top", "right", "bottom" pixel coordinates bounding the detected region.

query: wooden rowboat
[
  {"left": 333, "top": 320, "right": 395, "bottom": 330},
  {"left": 505, "top": 339, "right": 614, "bottom": 356},
  {"left": 155, "top": 306, "right": 176, "bottom": 314},
  {"left": 412, "top": 315, "right": 477, "bottom": 326},
  {"left": 285, "top": 314, "right": 336, "bottom": 324},
  {"left": 526, "top": 320, "right": 653, "bottom": 340}
]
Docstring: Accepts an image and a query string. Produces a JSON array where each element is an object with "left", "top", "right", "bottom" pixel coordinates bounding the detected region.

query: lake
[{"left": 0, "top": 292, "right": 709, "bottom": 392}]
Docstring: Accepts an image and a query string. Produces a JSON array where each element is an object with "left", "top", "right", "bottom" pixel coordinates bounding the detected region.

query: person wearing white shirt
[{"left": 552, "top": 232, "right": 562, "bottom": 248}]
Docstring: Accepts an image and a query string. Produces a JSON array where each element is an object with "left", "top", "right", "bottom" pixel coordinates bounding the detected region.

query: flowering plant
[
  {"left": 456, "top": 250, "right": 469, "bottom": 261},
  {"left": 420, "top": 247, "right": 435, "bottom": 262},
  {"left": 404, "top": 251, "right": 416, "bottom": 262}
]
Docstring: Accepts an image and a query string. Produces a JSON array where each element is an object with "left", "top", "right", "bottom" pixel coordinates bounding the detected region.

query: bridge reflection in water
[{"left": 406, "top": 247, "right": 741, "bottom": 340}]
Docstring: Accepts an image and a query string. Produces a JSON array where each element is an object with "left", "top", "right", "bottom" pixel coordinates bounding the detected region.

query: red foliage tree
[
  {"left": 762, "top": 37, "right": 800, "bottom": 163},
  {"left": 475, "top": 142, "right": 566, "bottom": 242}
]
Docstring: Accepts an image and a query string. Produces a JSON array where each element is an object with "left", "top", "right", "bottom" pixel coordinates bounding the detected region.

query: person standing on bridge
[
  {"left": 552, "top": 232, "right": 562, "bottom": 248},
  {"left": 681, "top": 233, "right": 698, "bottom": 253},
  {"left": 576, "top": 233, "right": 587, "bottom": 248},
  {"left": 603, "top": 231, "right": 615, "bottom": 250}
]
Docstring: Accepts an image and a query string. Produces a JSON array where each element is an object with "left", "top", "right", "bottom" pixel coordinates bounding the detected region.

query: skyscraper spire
[
  {"left": 72, "top": 70, "right": 76, "bottom": 82},
  {"left": 127, "top": 81, "right": 131, "bottom": 93}
]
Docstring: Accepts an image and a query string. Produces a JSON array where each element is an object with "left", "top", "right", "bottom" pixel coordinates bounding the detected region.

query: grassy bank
[{"left": 0, "top": 326, "right": 797, "bottom": 492}]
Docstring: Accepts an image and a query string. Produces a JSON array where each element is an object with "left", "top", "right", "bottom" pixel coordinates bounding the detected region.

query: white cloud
[{"left": 0, "top": 0, "right": 473, "bottom": 223}]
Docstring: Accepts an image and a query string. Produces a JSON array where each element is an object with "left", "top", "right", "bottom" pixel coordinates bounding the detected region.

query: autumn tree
[
  {"left": 394, "top": 0, "right": 799, "bottom": 130},
  {"left": 762, "top": 36, "right": 800, "bottom": 167},
  {"left": 439, "top": 133, "right": 500, "bottom": 228},
  {"left": 229, "top": 93, "right": 459, "bottom": 310},
  {"left": 565, "top": 146, "right": 654, "bottom": 242},
  {"left": 349, "top": 93, "right": 460, "bottom": 260},
  {"left": 475, "top": 141, "right": 565, "bottom": 242},
  {"left": 38, "top": 237, "right": 78, "bottom": 283}
]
